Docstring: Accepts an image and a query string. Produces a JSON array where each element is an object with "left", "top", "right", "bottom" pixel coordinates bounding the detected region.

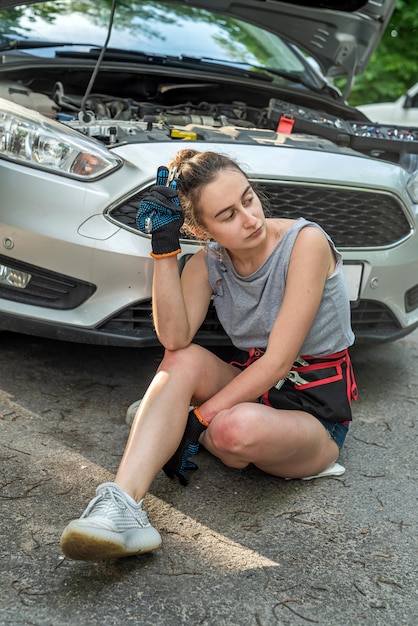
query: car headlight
[{"left": 0, "top": 97, "right": 121, "bottom": 180}]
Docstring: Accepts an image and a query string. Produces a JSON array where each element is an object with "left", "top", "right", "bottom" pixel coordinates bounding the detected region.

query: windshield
[{"left": 0, "top": 0, "right": 313, "bottom": 81}]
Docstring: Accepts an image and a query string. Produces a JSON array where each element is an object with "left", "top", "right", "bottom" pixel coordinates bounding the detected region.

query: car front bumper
[{"left": 1, "top": 141, "right": 418, "bottom": 346}]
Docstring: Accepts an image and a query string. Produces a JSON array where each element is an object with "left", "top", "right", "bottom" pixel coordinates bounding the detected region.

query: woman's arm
[
  {"left": 198, "top": 226, "right": 335, "bottom": 420},
  {"left": 152, "top": 249, "right": 213, "bottom": 350}
]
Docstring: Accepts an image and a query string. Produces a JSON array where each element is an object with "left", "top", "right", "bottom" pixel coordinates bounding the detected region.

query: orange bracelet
[
  {"left": 193, "top": 406, "right": 209, "bottom": 428},
  {"left": 150, "top": 248, "right": 181, "bottom": 259}
]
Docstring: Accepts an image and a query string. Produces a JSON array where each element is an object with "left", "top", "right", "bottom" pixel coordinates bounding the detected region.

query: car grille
[
  {"left": 0, "top": 255, "right": 95, "bottom": 309},
  {"left": 98, "top": 299, "right": 401, "bottom": 344},
  {"left": 107, "top": 182, "right": 411, "bottom": 248},
  {"left": 98, "top": 300, "right": 229, "bottom": 346},
  {"left": 262, "top": 184, "right": 410, "bottom": 247}
]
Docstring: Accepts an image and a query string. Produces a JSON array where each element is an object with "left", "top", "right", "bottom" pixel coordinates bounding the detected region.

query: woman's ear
[{"left": 189, "top": 224, "right": 211, "bottom": 241}]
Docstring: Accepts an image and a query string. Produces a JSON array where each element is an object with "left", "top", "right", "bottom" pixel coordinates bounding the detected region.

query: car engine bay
[{"left": 2, "top": 66, "right": 418, "bottom": 168}]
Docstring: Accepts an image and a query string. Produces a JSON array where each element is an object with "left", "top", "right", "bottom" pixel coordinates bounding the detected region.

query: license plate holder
[{"left": 343, "top": 263, "right": 363, "bottom": 302}]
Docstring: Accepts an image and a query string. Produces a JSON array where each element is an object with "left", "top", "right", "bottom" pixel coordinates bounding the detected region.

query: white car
[
  {"left": 358, "top": 83, "right": 418, "bottom": 126},
  {"left": 2, "top": 0, "right": 418, "bottom": 348}
]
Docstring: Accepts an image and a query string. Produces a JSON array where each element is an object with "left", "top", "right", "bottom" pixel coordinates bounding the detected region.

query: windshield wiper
[
  {"left": 196, "top": 57, "right": 325, "bottom": 93},
  {"left": 1, "top": 40, "right": 312, "bottom": 89},
  {"left": 0, "top": 39, "right": 97, "bottom": 52},
  {"left": 256, "top": 66, "right": 325, "bottom": 93},
  {"left": 53, "top": 47, "right": 275, "bottom": 81},
  {"left": 59, "top": 47, "right": 170, "bottom": 64},
  {"left": 166, "top": 54, "right": 323, "bottom": 91}
]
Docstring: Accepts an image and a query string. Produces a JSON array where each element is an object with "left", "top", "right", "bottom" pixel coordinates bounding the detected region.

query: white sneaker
[
  {"left": 125, "top": 398, "right": 142, "bottom": 426},
  {"left": 60, "top": 482, "right": 161, "bottom": 561},
  {"left": 125, "top": 399, "right": 194, "bottom": 426},
  {"left": 285, "top": 462, "right": 346, "bottom": 481},
  {"left": 301, "top": 462, "right": 346, "bottom": 480}
]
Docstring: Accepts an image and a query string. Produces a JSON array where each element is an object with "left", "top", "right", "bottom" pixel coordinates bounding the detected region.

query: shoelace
[{"left": 80, "top": 486, "right": 129, "bottom": 519}]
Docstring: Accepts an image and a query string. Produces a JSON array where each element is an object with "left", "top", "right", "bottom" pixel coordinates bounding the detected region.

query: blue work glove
[
  {"left": 163, "top": 407, "right": 208, "bottom": 486},
  {"left": 136, "top": 166, "right": 184, "bottom": 258}
]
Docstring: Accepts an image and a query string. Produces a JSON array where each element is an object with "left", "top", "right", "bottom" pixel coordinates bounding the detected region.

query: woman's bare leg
[
  {"left": 201, "top": 402, "right": 339, "bottom": 479},
  {"left": 115, "top": 344, "right": 239, "bottom": 501}
]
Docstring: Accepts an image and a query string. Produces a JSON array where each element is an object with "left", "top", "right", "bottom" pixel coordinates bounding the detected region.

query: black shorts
[{"left": 229, "top": 348, "right": 358, "bottom": 426}]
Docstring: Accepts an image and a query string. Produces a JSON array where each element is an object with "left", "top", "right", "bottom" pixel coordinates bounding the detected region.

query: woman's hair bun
[{"left": 169, "top": 149, "right": 200, "bottom": 172}]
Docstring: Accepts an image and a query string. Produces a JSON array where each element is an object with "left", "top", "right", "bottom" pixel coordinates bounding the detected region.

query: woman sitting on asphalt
[{"left": 60, "top": 149, "right": 357, "bottom": 561}]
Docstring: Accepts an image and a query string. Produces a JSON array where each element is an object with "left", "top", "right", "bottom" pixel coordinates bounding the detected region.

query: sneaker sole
[{"left": 60, "top": 524, "right": 162, "bottom": 561}]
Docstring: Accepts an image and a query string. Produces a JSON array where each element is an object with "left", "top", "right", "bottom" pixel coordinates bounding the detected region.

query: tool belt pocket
[
  {"left": 295, "top": 350, "right": 358, "bottom": 421},
  {"left": 290, "top": 350, "right": 357, "bottom": 402},
  {"left": 265, "top": 349, "right": 358, "bottom": 423},
  {"left": 289, "top": 357, "right": 344, "bottom": 389}
]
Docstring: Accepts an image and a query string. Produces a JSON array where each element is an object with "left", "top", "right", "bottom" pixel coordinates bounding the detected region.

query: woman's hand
[{"left": 136, "top": 166, "right": 184, "bottom": 258}]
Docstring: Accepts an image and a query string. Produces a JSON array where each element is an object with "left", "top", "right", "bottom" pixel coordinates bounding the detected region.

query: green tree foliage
[{"left": 343, "top": 0, "right": 418, "bottom": 106}]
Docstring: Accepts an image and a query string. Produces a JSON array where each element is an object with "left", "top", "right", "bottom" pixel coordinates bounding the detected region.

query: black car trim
[
  {"left": 0, "top": 299, "right": 415, "bottom": 347},
  {"left": 0, "top": 255, "right": 96, "bottom": 310},
  {"left": 107, "top": 181, "right": 412, "bottom": 250}
]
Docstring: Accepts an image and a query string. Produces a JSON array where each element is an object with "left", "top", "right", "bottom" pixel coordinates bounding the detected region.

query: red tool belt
[{"left": 231, "top": 348, "right": 358, "bottom": 423}]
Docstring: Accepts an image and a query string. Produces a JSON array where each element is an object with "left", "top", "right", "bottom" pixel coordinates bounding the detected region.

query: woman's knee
[
  {"left": 157, "top": 344, "right": 206, "bottom": 373},
  {"left": 207, "top": 405, "right": 255, "bottom": 456}
]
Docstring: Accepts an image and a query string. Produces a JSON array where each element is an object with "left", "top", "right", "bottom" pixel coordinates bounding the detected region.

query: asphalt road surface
[{"left": 1, "top": 329, "right": 417, "bottom": 626}]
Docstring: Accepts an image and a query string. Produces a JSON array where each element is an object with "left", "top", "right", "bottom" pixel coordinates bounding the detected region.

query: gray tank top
[{"left": 205, "top": 218, "right": 354, "bottom": 356}]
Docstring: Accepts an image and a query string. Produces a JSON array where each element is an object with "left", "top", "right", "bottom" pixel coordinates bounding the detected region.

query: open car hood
[{"left": 0, "top": 0, "right": 397, "bottom": 79}]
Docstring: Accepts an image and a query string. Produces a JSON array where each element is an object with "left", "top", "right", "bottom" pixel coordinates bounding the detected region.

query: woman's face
[{"left": 198, "top": 169, "right": 266, "bottom": 250}]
